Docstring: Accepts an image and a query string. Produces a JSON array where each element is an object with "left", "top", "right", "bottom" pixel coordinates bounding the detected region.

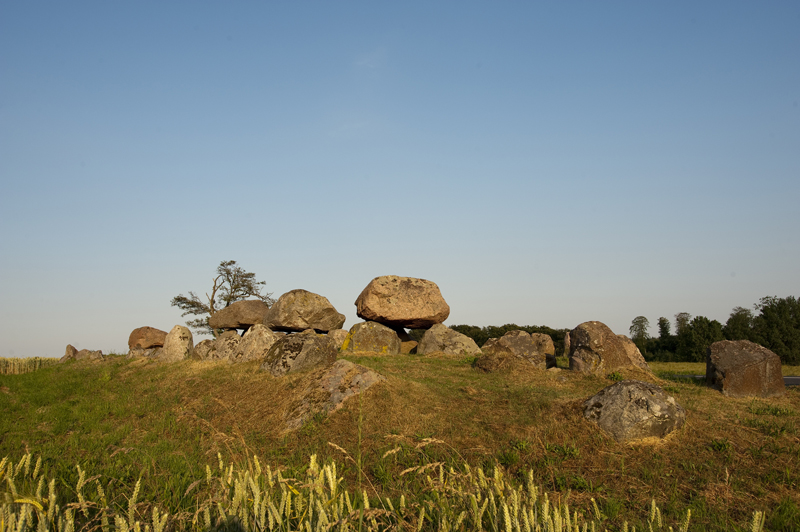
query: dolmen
[
  {"left": 344, "top": 275, "right": 456, "bottom": 355},
  {"left": 60, "top": 345, "right": 104, "bottom": 362}
]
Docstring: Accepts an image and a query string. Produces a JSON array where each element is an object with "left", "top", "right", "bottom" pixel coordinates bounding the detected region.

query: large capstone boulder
[
  {"left": 208, "top": 300, "right": 270, "bottom": 330},
  {"left": 264, "top": 289, "right": 346, "bottom": 332},
  {"left": 584, "top": 380, "right": 686, "bottom": 443},
  {"left": 237, "top": 324, "right": 281, "bottom": 362},
  {"left": 476, "top": 330, "right": 554, "bottom": 370},
  {"left": 354, "top": 275, "right": 450, "bottom": 329},
  {"left": 128, "top": 326, "right": 167, "bottom": 350},
  {"left": 283, "top": 360, "right": 385, "bottom": 431},
  {"left": 417, "top": 324, "right": 481, "bottom": 356},
  {"left": 706, "top": 340, "right": 785, "bottom": 397},
  {"left": 569, "top": 321, "right": 651, "bottom": 375},
  {"left": 260, "top": 331, "right": 338, "bottom": 377},
  {"left": 341, "top": 321, "right": 401, "bottom": 354},
  {"left": 159, "top": 325, "right": 193, "bottom": 362}
]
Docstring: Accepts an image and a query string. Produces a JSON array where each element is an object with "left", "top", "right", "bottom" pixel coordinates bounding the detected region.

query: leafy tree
[
  {"left": 657, "top": 317, "right": 671, "bottom": 339},
  {"left": 723, "top": 306, "right": 754, "bottom": 341},
  {"left": 629, "top": 316, "right": 651, "bottom": 355},
  {"left": 751, "top": 296, "right": 800, "bottom": 365},
  {"left": 674, "top": 312, "right": 692, "bottom": 336},
  {"left": 171, "top": 260, "right": 275, "bottom": 336},
  {"left": 629, "top": 316, "right": 650, "bottom": 342},
  {"left": 676, "top": 315, "right": 724, "bottom": 362}
]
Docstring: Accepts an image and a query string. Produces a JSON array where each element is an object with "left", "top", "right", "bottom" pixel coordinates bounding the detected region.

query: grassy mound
[{"left": 1, "top": 354, "right": 798, "bottom": 530}]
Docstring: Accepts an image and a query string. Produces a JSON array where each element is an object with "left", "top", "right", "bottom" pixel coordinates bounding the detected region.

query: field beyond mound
[{"left": 1, "top": 354, "right": 799, "bottom": 531}]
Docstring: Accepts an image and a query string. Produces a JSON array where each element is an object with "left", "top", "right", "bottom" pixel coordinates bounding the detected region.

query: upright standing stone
[
  {"left": 569, "top": 321, "right": 651, "bottom": 375},
  {"left": 215, "top": 333, "right": 242, "bottom": 361},
  {"left": 61, "top": 344, "right": 78, "bottom": 362},
  {"left": 417, "top": 323, "right": 481, "bottom": 356},
  {"left": 237, "top": 324, "right": 281, "bottom": 362},
  {"left": 160, "top": 325, "right": 193, "bottom": 362},
  {"left": 341, "top": 322, "right": 401, "bottom": 354},
  {"left": 327, "top": 329, "right": 349, "bottom": 350},
  {"left": 477, "top": 330, "right": 552, "bottom": 370}
]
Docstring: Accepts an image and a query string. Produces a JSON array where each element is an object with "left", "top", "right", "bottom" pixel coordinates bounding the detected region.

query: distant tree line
[
  {"left": 630, "top": 295, "right": 800, "bottom": 365},
  {"left": 445, "top": 324, "right": 570, "bottom": 355},
  {"left": 433, "top": 296, "right": 799, "bottom": 366}
]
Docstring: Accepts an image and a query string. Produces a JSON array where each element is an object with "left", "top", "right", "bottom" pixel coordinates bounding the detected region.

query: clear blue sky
[{"left": 1, "top": 2, "right": 798, "bottom": 357}]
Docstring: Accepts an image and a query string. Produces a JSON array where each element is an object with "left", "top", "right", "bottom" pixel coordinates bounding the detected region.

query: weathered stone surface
[
  {"left": 531, "top": 333, "right": 555, "bottom": 357},
  {"left": 192, "top": 340, "right": 216, "bottom": 360},
  {"left": 341, "top": 321, "right": 401, "bottom": 354},
  {"left": 61, "top": 344, "right": 78, "bottom": 362},
  {"left": 417, "top": 324, "right": 481, "bottom": 356},
  {"left": 584, "top": 380, "right": 686, "bottom": 442},
  {"left": 477, "top": 330, "right": 551, "bottom": 370},
  {"left": 327, "top": 329, "right": 349, "bottom": 350},
  {"left": 159, "top": 325, "right": 193, "bottom": 362},
  {"left": 208, "top": 300, "right": 270, "bottom": 330},
  {"left": 128, "top": 347, "right": 162, "bottom": 359},
  {"left": 128, "top": 327, "right": 167, "bottom": 350},
  {"left": 283, "top": 360, "right": 385, "bottom": 430},
  {"left": 569, "top": 322, "right": 651, "bottom": 375},
  {"left": 532, "top": 332, "right": 557, "bottom": 368},
  {"left": 355, "top": 275, "right": 450, "bottom": 329},
  {"left": 616, "top": 335, "right": 651, "bottom": 372},
  {"left": 563, "top": 331, "right": 571, "bottom": 357},
  {"left": 473, "top": 349, "right": 519, "bottom": 372},
  {"left": 261, "top": 331, "right": 338, "bottom": 377},
  {"left": 237, "top": 324, "right": 281, "bottom": 362},
  {"left": 264, "top": 289, "right": 345, "bottom": 332},
  {"left": 215, "top": 334, "right": 242, "bottom": 361},
  {"left": 706, "top": 340, "right": 785, "bottom": 397},
  {"left": 77, "top": 349, "right": 103, "bottom": 360},
  {"left": 62, "top": 348, "right": 103, "bottom": 362}
]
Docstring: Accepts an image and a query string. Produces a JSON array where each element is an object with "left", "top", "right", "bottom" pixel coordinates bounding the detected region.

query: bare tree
[{"left": 170, "top": 260, "right": 275, "bottom": 336}]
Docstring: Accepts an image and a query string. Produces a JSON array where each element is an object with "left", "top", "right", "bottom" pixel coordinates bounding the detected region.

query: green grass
[{"left": 1, "top": 355, "right": 798, "bottom": 531}]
